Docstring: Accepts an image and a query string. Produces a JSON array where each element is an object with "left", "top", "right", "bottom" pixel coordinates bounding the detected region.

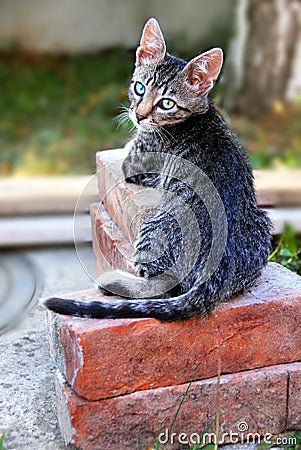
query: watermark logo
[{"left": 157, "top": 421, "right": 297, "bottom": 447}]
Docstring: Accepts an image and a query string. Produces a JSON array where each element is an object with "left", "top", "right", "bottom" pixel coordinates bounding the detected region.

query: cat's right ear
[{"left": 136, "top": 18, "right": 166, "bottom": 66}]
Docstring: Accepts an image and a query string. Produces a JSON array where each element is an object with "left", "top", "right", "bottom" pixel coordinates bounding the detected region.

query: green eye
[
  {"left": 134, "top": 81, "right": 145, "bottom": 96},
  {"left": 158, "top": 98, "right": 176, "bottom": 110}
]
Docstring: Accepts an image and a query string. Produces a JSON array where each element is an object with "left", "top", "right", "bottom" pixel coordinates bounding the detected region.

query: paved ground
[
  {"left": 0, "top": 246, "right": 95, "bottom": 450},
  {"left": 0, "top": 245, "right": 257, "bottom": 450}
]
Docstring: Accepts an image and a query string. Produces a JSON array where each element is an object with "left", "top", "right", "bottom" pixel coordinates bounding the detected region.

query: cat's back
[{"left": 172, "top": 105, "right": 253, "bottom": 192}]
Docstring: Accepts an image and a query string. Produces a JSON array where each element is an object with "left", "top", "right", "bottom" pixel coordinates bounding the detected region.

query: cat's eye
[
  {"left": 158, "top": 98, "right": 176, "bottom": 110},
  {"left": 134, "top": 81, "right": 145, "bottom": 96}
]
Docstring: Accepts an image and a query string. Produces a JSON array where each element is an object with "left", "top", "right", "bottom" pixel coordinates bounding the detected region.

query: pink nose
[{"left": 136, "top": 112, "right": 147, "bottom": 122}]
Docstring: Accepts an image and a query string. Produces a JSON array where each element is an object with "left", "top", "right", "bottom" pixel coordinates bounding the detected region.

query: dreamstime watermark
[
  {"left": 158, "top": 421, "right": 297, "bottom": 447},
  {"left": 73, "top": 150, "right": 228, "bottom": 296}
]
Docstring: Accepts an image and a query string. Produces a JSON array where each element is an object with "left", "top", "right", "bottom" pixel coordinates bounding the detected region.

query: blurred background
[
  {"left": 0, "top": 0, "right": 300, "bottom": 176},
  {"left": 0, "top": 0, "right": 235, "bottom": 176},
  {"left": 0, "top": 0, "right": 301, "bottom": 314},
  {"left": 0, "top": 4, "right": 301, "bottom": 447}
]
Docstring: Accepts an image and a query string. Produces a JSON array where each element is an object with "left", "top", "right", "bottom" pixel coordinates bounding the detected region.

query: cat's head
[{"left": 128, "top": 18, "right": 223, "bottom": 132}]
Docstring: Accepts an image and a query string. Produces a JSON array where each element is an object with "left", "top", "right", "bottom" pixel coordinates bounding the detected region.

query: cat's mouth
[
  {"left": 129, "top": 108, "right": 158, "bottom": 132},
  {"left": 136, "top": 120, "right": 158, "bottom": 132}
]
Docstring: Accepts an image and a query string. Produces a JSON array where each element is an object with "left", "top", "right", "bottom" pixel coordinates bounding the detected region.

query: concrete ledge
[
  {"left": 55, "top": 362, "right": 301, "bottom": 450},
  {"left": 0, "top": 175, "right": 98, "bottom": 216}
]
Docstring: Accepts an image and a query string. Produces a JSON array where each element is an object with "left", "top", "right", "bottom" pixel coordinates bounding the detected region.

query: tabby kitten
[{"left": 45, "top": 18, "right": 271, "bottom": 321}]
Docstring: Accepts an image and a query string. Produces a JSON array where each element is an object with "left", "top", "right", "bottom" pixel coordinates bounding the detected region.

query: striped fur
[{"left": 45, "top": 19, "right": 271, "bottom": 321}]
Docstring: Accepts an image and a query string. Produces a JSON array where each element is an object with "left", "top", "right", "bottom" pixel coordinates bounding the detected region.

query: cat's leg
[
  {"left": 97, "top": 210, "right": 182, "bottom": 298},
  {"left": 97, "top": 269, "right": 179, "bottom": 299},
  {"left": 121, "top": 142, "right": 162, "bottom": 187},
  {"left": 134, "top": 215, "right": 176, "bottom": 277}
]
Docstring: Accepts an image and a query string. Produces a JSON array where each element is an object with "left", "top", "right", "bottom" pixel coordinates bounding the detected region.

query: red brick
[
  {"left": 47, "top": 262, "right": 301, "bottom": 402},
  {"left": 55, "top": 363, "right": 296, "bottom": 450},
  {"left": 287, "top": 363, "right": 301, "bottom": 430},
  {"left": 90, "top": 202, "right": 135, "bottom": 274},
  {"left": 96, "top": 149, "right": 159, "bottom": 242},
  {"left": 96, "top": 257, "right": 109, "bottom": 278}
]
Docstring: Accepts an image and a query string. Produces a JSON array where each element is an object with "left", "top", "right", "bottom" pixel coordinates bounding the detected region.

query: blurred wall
[{"left": 0, "top": 0, "right": 234, "bottom": 53}]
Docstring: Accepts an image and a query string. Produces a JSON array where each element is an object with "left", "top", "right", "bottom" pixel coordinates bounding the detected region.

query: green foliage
[
  {"left": 0, "top": 51, "right": 132, "bottom": 175},
  {"left": 291, "top": 430, "right": 301, "bottom": 450},
  {"left": 234, "top": 101, "right": 301, "bottom": 170},
  {"left": 1, "top": 51, "right": 301, "bottom": 175},
  {"left": 0, "top": 434, "right": 4, "bottom": 450},
  {"left": 269, "top": 223, "right": 301, "bottom": 275}
]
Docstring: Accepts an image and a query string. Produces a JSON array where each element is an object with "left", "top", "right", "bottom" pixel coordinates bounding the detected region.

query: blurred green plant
[
  {"left": 0, "top": 434, "right": 4, "bottom": 450},
  {"left": 1, "top": 51, "right": 301, "bottom": 175},
  {"left": 0, "top": 50, "right": 132, "bottom": 175},
  {"left": 233, "top": 101, "right": 301, "bottom": 170},
  {"left": 269, "top": 223, "right": 301, "bottom": 275}
]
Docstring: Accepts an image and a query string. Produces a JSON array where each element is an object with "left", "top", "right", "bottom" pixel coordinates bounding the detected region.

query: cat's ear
[
  {"left": 183, "top": 48, "right": 223, "bottom": 95},
  {"left": 136, "top": 18, "right": 166, "bottom": 66}
]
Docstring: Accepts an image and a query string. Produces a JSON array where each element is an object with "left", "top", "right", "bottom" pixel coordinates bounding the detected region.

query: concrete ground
[
  {"left": 0, "top": 246, "right": 95, "bottom": 450},
  {"left": 0, "top": 245, "right": 257, "bottom": 450}
]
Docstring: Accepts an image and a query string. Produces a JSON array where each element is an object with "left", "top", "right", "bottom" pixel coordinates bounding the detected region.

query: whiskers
[
  {"left": 114, "top": 105, "right": 136, "bottom": 132},
  {"left": 153, "top": 125, "right": 175, "bottom": 147},
  {"left": 114, "top": 105, "right": 176, "bottom": 145}
]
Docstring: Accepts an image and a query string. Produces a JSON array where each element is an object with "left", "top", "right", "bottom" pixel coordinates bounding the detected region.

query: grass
[
  {"left": 1, "top": 50, "right": 301, "bottom": 176},
  {"left": 0, "top": 50, "right": 132, "bottom": 175},
  {"left": 231, "top": 99, "right": 301, "bottom": 170},
  {"left": 0, "top": 434, "right": 4, "bottom": 450},
  {"left": 269, "top": 223, "right": 301, "bottom": 275}
]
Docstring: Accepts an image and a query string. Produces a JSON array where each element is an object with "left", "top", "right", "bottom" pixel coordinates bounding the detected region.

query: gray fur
[{"left": 45, "top": 19, "right": 271, "bottom": 321}]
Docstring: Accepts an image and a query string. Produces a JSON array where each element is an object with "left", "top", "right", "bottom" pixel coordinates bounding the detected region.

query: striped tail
[{"left": 44, "top": 286, "right": 207, "bottom": 322}]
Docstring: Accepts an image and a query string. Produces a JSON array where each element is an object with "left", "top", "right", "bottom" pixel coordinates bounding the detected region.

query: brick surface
[
  {"left": 96, "top": 149, "right": 160, "bottom": 242},
  {"left": 47, "top": 262, "right": 301, "bottom": 402},
  {"left": 90, "top": 202, "right": 135, "bottom": 274},
  {"left": 287, "top": 363, "right": 301, "bottom": 430},
  {"left": 49, "top": 149, "right": 301, "bottom": 449},
  {"left": 55, "top": 363, "right": 299, "bottom": 450}
]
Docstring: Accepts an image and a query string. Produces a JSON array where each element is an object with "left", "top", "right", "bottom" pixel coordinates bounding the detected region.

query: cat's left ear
[
  {"left": 136, "top": 18, "right": 166, "bottom": 66},
  {"left": 182, "top": 48, "right": 223, "bottom": 95}
]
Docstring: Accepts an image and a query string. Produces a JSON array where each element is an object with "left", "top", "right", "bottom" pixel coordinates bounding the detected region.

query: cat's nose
[{"left": 136, "top": 112, "right": 147, "bottom": 123}]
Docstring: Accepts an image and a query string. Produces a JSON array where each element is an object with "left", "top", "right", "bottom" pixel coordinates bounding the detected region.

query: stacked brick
[{"left": 48, "top": 149, "right": 301, "bottom": 450}]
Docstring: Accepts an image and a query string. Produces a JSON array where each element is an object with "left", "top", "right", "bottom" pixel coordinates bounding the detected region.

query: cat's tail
[{"left": 44, "top": 284, "right": 207, "bottom": 322}]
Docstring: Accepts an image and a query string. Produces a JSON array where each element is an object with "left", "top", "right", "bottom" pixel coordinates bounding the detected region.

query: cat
[{"left": 45, "top": 18, "right": 271, "bottom": 321}]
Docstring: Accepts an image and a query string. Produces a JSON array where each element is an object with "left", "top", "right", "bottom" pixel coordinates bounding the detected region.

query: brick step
[
  {"left": 47, "top": 261, "right": 301, "bottom": 402},
  {"left": 48, "top": 148, "right": 301, "bottom": 449},
  {"left": 90, "top": 202, "right": 135, "bottom": 275},
  {"left": 96, "top": 148, "right": 159, "bottom": 243},
  {"left": 55, "top": 362, "right": 301, "bottom": 450}
]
